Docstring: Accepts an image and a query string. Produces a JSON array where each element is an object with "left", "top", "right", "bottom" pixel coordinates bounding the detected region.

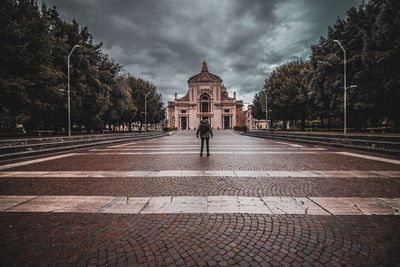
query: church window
[
  {"left": 202, "top": 102, "right": 209, "bottom": 112},
  {"left": 225, "top": 109, "right": 230, "bottom": 113},
  {"left": 200, "top": 94, "right": 210, "bottom": 113},
  {"left": 181, "top": 110, "right": 186, "bottom": 113}
]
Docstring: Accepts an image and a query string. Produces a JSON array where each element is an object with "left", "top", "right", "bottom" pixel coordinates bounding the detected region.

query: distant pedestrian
[{"left": 196, "top": 119, "right": 213, "bottom": 156}]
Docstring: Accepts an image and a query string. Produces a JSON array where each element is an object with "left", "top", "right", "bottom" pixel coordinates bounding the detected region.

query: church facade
[{"left": 168, "top": 61, "right": 244, "bottom": 130}]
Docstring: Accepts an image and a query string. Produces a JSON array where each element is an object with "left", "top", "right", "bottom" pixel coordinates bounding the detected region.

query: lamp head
[{"left": 333, "top": 39, "right": 345, "bottom": 52}]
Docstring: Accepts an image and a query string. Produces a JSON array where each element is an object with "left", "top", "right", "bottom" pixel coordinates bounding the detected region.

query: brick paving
[
  {"left": 6, "top": 152, "right": 400, "bottom": 171},
  {"left": 0, "top": 130, "right": 400, "bottom": 266},
  {"left": 1, "top": 213, "right": 399, "bottom": 266},
  {"left": 1, "top": 176, "right": 400, "bottom": 197}
]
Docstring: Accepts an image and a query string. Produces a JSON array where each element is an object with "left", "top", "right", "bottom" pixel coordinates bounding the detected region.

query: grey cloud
[
  {"left": 264, "top": 51, "right": 285, "bottom": 65},
  {"left": 42, "top": 0, "right": 363, "bottom": 104},
  {"left": 231, "top": 0, "right": 281, "bottom": 24},
  {"left": 239, "top": 85, "right": 260, "bottom": 94}
]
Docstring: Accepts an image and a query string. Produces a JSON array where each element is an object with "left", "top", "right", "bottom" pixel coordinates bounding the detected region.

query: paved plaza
[{"left": 1, "top": 130, "right": 400, "bottom": 266}]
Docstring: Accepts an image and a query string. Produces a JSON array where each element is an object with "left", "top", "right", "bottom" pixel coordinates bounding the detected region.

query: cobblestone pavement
[
  {"left": 1, "top": 176, "right": 400, "bottom": 197},
  {"left": 1, "top": 130, "right": 400, "bottom": 266}
]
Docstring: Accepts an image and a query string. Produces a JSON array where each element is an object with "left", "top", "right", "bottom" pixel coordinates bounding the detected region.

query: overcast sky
[{"left": 41, "top": 0, "right": 362, "bottom": 106}]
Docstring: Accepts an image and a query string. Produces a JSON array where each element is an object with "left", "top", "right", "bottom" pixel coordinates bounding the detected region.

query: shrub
[
  {"left": 233, "top": 126, "right": 248, "bottom": 132},
  {"left": 163, "top": 127, "right": 177, "bottom": 132}
]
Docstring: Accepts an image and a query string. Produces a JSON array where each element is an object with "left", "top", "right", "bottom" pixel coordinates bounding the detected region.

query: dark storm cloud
[{"left": 41, "top": 0, "right": 363, "bottom": 104}]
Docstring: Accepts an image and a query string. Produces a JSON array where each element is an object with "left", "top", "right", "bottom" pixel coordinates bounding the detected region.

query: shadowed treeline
[
  {"left": 0, "top": 0, "right": 165, "bottom": 133},
  {"left": 252, "top": 0, "right": 399, "bottom": 131}
]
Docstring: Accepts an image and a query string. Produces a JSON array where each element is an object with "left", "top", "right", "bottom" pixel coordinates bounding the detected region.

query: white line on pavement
[
  {"left": 104, "top": 147, "right": 310, "bottom": 150},
  {"left": 336, "top": 152, "right": 400, "bottom": 165},
  {"left": 83, "top": 151, "right": 321, "bottom": 155},
  {"left": 0, "top": 170, "right": 399, "bottom": 178},
  {"left": 108, "top": 142, "right": 137, "bottom": 148},
  {"left": 0, "top": 195, "right": 398, "bottom": 215},
  {"left": 0, "top": 153, "right": 76, "bottom": 171},
  {"left": 274, "top": 141, "right": 305, "bottom": 148},
  {"left": 89, "top": 148, "right": 327, "bottom": 151},
  {"left": 184, "top": 137, "right": 275, "bottom": 139}
]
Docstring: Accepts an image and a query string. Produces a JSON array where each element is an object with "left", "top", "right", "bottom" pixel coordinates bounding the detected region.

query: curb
[
  {"left": 241, "top": 131, "right": 400, "bottom": 156},
  {"left": 0, "top": 132, "right": 167, "bottom": 161}
]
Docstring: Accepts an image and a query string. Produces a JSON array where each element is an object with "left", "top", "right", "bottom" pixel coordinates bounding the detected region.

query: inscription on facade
[{"left": 200, "top": 88, "right": 210, "bottom": 94}]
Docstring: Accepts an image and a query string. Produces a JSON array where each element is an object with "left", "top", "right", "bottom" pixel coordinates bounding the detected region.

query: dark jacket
[{"left": 196, "top": 119, "right": 213, "bottom": 138}]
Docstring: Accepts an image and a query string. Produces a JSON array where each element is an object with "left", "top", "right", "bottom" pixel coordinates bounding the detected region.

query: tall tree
[
  {"left": 361, "top": 0, "right": 400, "bottom": 127},
  {"left": 251, "top": 92, "right": 264, "bottom": 120},
  {"left": 0, "top": 0, "right": 169, "bottom": 133},
  {"left": 309, "top": 0, "right": 400, "bottom": 129},
  {"left": 0, "top": 0, "right": 54, "bottom": 131},
  {"left": 128, "top": 77, "right": 165, "bottom": 130},
  {"left": 263, "top": 61, "right": 311, "bottom": 129}
]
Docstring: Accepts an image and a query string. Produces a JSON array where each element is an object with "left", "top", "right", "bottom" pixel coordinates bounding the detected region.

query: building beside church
[
  {"left": 168, "top": 60, "right": 245, "bottom": 130},
  {"left": 244, "top": 105, "right": 256, "bottom": 130}
]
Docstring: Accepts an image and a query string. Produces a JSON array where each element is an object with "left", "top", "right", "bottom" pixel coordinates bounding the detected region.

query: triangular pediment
[
  {"left": 188, "top": 72, "right": 221, "bottom": 83},
  {"left": 188, "top": 60, "right": 222, "bottom": 83}
]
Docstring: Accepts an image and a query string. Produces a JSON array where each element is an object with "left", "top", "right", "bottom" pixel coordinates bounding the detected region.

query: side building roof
[{"left": 176, "top": 91, "right": 189, "bottom": 101}]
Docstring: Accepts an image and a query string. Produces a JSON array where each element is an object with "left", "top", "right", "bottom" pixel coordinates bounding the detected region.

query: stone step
[
  {"left": 245, "top": 132, "right": 400, "bottom": 149},
  {"left": 0, "top": 132, "right": 166, "bottom": 160},
  {"left": 0, "top": 132, "right": 161, "bottom": 154},
  {"left": 0, "top": 132, "right": 162, "bottom": 147},
  {"left": 243, "top": 131, "right": 400, "bottom": 155},
  {"left": 244, "top": 131, "right": 400, "bottom": 142}
]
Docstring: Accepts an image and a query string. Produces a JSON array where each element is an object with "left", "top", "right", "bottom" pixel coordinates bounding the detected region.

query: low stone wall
[
  {"left": 0, "top": 131, "right": 167, "bottom": 160},
  {"left": 242, "top": 131, "right": 400, "bottom": 155}
]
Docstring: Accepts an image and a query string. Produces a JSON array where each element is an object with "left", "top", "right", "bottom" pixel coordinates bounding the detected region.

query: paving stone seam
[
  {"left": 305, "top": 196, "right": 334, "bottom": 215},
  {"left": 4, "top": 195, "right": 38, "bottom": 211}
]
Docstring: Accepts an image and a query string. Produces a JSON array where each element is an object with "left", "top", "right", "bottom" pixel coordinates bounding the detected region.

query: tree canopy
[
  {"left": 252, "top": 0, "right": 400, "bottom": 130},
  {"left": 0, "top": 0, "right": 165, "bottom": 133}
]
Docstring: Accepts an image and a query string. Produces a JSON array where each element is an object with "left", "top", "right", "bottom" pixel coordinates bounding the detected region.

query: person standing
[{"left": 196, "top": 119, "right": 213, "bottom": 156}]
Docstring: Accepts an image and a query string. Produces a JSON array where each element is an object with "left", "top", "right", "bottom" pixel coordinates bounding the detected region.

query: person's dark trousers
[{"left": 200, "top": 137, "right": 210, "bottom": 155}]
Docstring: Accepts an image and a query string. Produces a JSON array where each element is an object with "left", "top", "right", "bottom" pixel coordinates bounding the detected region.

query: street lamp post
[
  {"left": 333, "top": 40, "right": 348, "bottom": 134},
  {"left": 144, "top": 92, "right": 150, "bottom": 131},
  {"left": 262, "top": 91, "right": 273, "bottom": 132},
  {"left": 67, "top": 44, "right": 80, "bottom": 136},
  {"left": 263, "top": 91, "right": 268, "bottom": 132},
  {"left": 334, "top": 40, "right": 359, "bottom": 134}
]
